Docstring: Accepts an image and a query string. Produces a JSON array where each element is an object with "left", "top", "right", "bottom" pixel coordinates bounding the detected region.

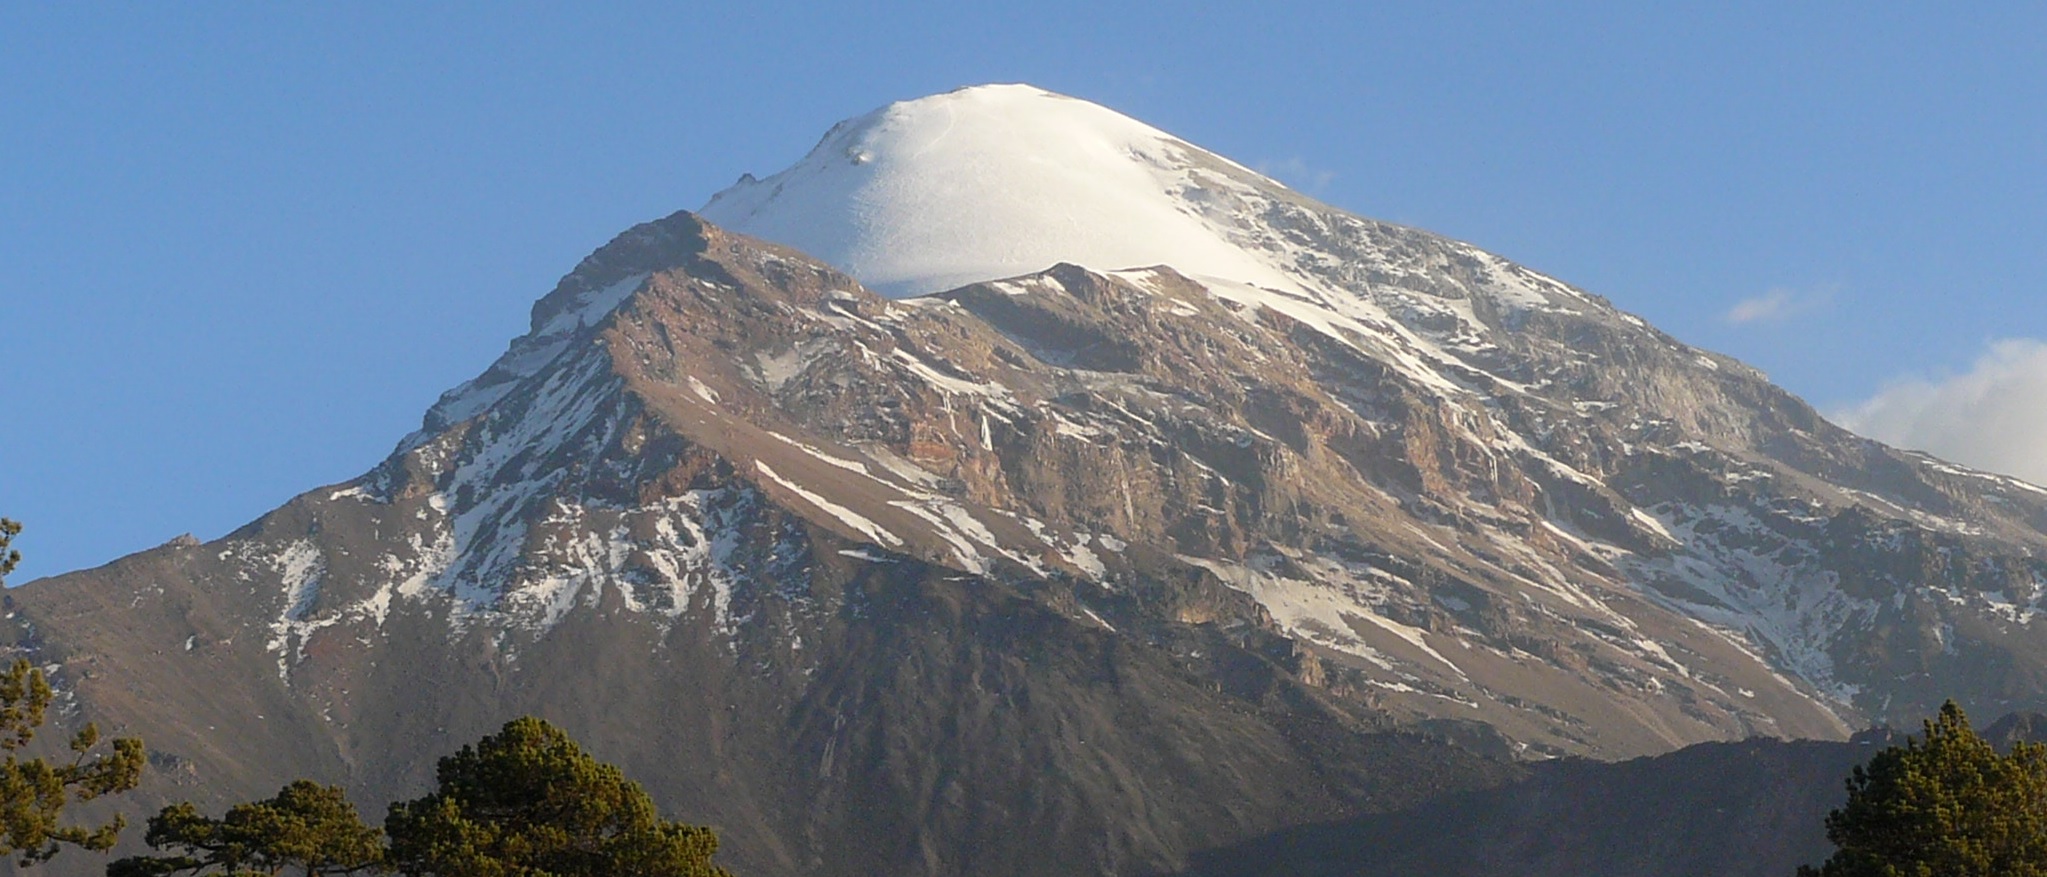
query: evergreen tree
[
  {"left": 107, "top": 780, "right": 385, "bottom": 876},
  {"left": 1, "top": 519, "right": 20, "bottom": 581},
  {"left": 0, "top": 518, "right": 147, "bottom": 866},
  {"left": 384, "top": 717, "right": 729, "bottom": 877},
  {"left": 1800, "top": 700, "right": 2047, "bottom": 876}
]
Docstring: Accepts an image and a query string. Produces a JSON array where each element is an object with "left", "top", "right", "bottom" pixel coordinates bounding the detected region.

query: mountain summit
[
  {"left": 12, "top": 87, "right": 2047, "bottom": 876},
  {"left": 701, "top": 83, "right": 1305, "bottom": 297}
]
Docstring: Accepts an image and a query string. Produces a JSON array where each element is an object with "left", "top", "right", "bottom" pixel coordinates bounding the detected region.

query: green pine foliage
[
  {"left": 0, "top": 519, "right": 147, "bottom": 867},
  {"left": 113, "top": 718, "right": 730, "bottom": 876},
  {"left": 108, "top": 781, "right": 383, "bottom": 877},
  {"left": 1, "top": 519, "right": 20, "bottom": 582},
  {"left": 384, "top": 717, "right": 729, "bottom": 877},
  {"left": 1800, "top": 700, "right": 2047, "bottom": 876}
]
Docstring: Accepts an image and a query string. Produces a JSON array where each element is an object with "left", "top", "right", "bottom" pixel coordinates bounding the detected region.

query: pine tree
[
  {"left": 384, "top": 717, "right": 729, "bottom": 877},
  {"left": 1800, "top": 700, "right": 2047, "bottom": 876},
  {"left": 1, "top": 519, "right": 20, "bottom": 581},
  {"left": 0, "top": 518, "right": 146, "bottom": 866},
  {"left": 107, "top": 780, "right": 385, "bottom": 876}
]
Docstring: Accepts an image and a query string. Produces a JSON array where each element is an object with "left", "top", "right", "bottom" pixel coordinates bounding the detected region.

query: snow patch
[
  {"left": 687, "top": 375, "right": 720, "bottom": 403},
  {"left": 756, "top": 461, "right": 903, "bottom": 548}
]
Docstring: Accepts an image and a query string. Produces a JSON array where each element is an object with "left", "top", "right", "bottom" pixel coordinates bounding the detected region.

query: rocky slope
[
  {"left": 8, "top": 216, "right": 1521, "bottom": 877},
  {"left": 10, "top": 85, "right": 2047, "bottom": 875},
  {"left": 694, "top": 85, "right": 2047, "bottom": 750}
]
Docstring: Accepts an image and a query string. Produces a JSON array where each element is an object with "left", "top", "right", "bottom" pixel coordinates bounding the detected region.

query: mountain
[
  {"left": 1180, "top": 729, "right": 1898, "bottom": 877},
  {"left": 11, "top": 84, "right": 2047, "bottom": 875},
  {"left": 1184, "top": 715, "right": 2047, "bottom": 877}
]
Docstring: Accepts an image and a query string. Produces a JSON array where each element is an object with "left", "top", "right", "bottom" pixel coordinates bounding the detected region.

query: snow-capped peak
[{"left": 700, "top": 83, "right": 1305, "bottom": 297}]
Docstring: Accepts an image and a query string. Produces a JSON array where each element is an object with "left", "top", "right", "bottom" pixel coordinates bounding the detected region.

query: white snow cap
[{"left": 700, "top": 83, "right": 1302, "bottom": 298}]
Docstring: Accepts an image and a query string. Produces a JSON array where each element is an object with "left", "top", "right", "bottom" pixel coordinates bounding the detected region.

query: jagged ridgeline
[{"left": 11, "top": 85, "right": 2047, "bottom": 877}]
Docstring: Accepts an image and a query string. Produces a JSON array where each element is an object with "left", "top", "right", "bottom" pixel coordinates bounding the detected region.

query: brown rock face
[{"left": 10, "top": 209, "right": 2047, "bottom": 875}]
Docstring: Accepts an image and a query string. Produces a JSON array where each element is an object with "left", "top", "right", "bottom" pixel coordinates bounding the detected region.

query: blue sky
[{"left": 4, "top": 3, "right": 2043, "bottom": 582}]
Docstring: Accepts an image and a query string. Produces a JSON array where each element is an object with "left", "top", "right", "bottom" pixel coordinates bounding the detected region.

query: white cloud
[
  {"left": 1726, "top": 285, "right": 1833, "bottom": 325},
  {"left": 1255, "top": 157, "right": 1336, "bottom": 192},
  {"left": 1833, "top": 338, "right": 2047, "bottom": 487},
  {"left": 1727, "top": 290, "right": 1793, "bottom": 324}
]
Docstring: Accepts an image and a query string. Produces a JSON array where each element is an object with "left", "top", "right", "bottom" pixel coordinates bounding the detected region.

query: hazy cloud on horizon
[{"left": 1834, "top": 338, "right": 2047, "bottom": 487}]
